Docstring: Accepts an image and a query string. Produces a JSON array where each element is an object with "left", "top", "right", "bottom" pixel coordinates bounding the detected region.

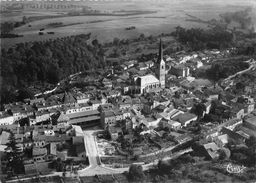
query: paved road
[
  {"left": 78, "top": 130, "right": 128, "bottom": 176},
  {"left": 222, "top": 59, "right": 256, "bottom": 88},
  {"left": 83, "top": 130, "right": 99, "bottom": 168}
]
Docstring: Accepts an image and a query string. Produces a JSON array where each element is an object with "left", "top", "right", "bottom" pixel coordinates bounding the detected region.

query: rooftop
[
  {"left": 172, "top": 112, "right": 197, "bottom": 124},
  {"left": 67, "top": 110, "right": 100, "bottom": 119},
  {"left": 69, "top": 115, "right": 100, "bottom": 124},
  {"left": 244, "top": 116, "right": 256, "bottom": 126}
]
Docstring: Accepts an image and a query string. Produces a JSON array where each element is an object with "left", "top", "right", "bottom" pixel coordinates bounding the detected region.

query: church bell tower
[{"left": 156, "top": 39, "right": 165, "bottom": 88}]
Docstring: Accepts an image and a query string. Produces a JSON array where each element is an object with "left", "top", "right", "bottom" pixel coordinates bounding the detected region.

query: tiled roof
[
  {"left": 57, "top": 113, "right": 70, "bottom": 122},
  {"left": 67, "top": 110, "right": 100, "bottom": 119},
  {"left": 68, "top": 116, "right": 100, "bottom": 124},
  {"left": 172, "top": 112, "right": 197, "bottom": 124},
  {"left": 62, "top": 92, "right": 76, "bottom": 104}
]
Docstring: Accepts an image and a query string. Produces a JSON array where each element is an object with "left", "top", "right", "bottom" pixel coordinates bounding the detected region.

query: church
[{"left": 133, "top": 39, "right": 166, "bottom": 94}]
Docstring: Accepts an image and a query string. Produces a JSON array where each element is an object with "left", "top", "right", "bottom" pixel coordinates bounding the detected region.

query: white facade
[
  {"left": 0, "top": 115, "right": 14, "bottom": 126},
  {"left": 135, "top": 74, "right": 160, "bottom": 94},
  {"left": 65, "top": 105, "right": 93, "bottom": 114},
  {"left": 30, "top": 113, "right": 51, "bottom": 125}
]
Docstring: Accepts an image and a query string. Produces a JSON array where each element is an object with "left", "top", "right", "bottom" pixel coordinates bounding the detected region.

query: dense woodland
[
  {"left": 173, "top": 26, "right": 234, "bottom": 51},
  {"left": 1, "top": 33, "right": 106, "bottom": 104}
]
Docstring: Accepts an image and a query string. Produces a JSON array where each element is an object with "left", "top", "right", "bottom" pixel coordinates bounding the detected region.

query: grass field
[{"left": 1, "top": 0, "right": 255, "bottom": 48}]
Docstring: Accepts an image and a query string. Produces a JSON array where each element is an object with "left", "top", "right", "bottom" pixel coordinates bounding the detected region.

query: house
[
  {"left": 29, "top": 111, "right": 51, "bottom": 125},
  {"left": 160, "top": 107, "right": 184, "bottom": 120},
  {"left": 65, "top": 103, "right": 93, "bottom": 114},
  {"left": 29, "top": 98, "right": 45, "bottom": 105},
  {"left": 132, "top": 98, "right": 142, "bottom": 110},
  {"left": 103, "top": 90, "right": 121, "bottom": 99},
  {"left": 120, "top": 64, "right": 128, "bottom": 71},
  {"left": 231, "top": 107, "right": 244, "bottom": 119},
  {"left": 153, "top": 97, "right": 170, "bottom": 108},
  {"left": 49, "top": 143, "right": 57, "bottom": 155},
  {"left": 142, "top": 100, "right": 154, "bottom": 114},
  {"left": 62, "top": 92, "right": 76, "bottom": 105},
  {"left": 208, "top": 94, "right": 219, "bottom": 101},
  {"left": 215, "top": 134, "right": 229, "bottom": 147},
  {"left": 124, "top": 60, "right": 137, "bottom": 68},
  {"left": 159, "top": 119, "right": 181, "bottom": 130},
  {"left": 44, "top": 130, "right": 55, "bottom": 136},
  {"left": 244, "top": 116, "right": 256, "bottom": 131},
  {"left": 89, "top": 100, "right": 102, "bottom": 110},
  {"left": 0, "top": 112, "right": 14, "bottom": 126},
  {"left": 172, "top": 112, "right": 197, "bottom": 127},
  {"left": 74, "top": 93, "right": 90, "bottom": 104},
  {"left": 101, "top": 110, "right": 116, "bottom": 128},
  {"left": 57, "top": 112, "right": 70, "bottom": 126},
  {"left": 72, "top": 136, "right": 84, "bottom": 145},
  {"left": 4, "top": 102, "right": 31, "bottom": 121},
  {"left": 36, "top": 100, "right": 62, "bottom": 112},
  {"left": 75, "top": 144, "right": 86, "bottom": 158},
  {"left": 118, "top": 100, "right": 131, "bottom": 110},
  {"left": 175, "top": 134, "right": 193, "bottom": 144},
  {"left": 221, "top": 127, "right": 245, "bottom": 143},
  {"left": 99, "top": 103, "right": 114, "bottom": 112},
  {"left": 33, "top": 147, "right": 47, "bottom": 156},
  {"left": 33, "top": 140, "right": 46, "bottom": 148},
  {"left": 114, "top": 110, "right": 123, "bottom": 121},
  {"left": 67, "top": 110, "right": 100, "bottom": 126},
  {"left": 167, "top": 120, "right": 181, "bottom": 130},
  {"left": 145, "top": 60, "right": 154, "bottom": 68},
  {"left": 205, "top": 101, "right": 211, "bottom": 114},
  {"left": 196, "top": 60, "right": 203, "bottom": 68},
  {"left": 202, "top": 142, "right": 220, "bottom": 160},
  {"left": 244, "top": 103, "right": 255, "bottom": 114},
  {"left": 122, "top": 109, "right": 131, "bottom": 119},
  {"left": 236, "top": 95, "right": 255, "bottom": 114},
  {"left": 102, "top": 78, "right": 113, "bottom": 88},
  {"left": 137, "top": 62, "right": 148, "bottom": 71},
  {"left": 169, "top": 64, "right": 190, "bottom": 77},
  {"left": 145, "top": 116, "right": 162, "bottom": 128},
  {"left": 109, "top": 126, "right": 122, "bottom": 141}
]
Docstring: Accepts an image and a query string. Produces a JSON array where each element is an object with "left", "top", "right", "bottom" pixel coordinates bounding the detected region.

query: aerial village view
[{"left": 0, "top": 0, "right": 256, "bottom": 182}]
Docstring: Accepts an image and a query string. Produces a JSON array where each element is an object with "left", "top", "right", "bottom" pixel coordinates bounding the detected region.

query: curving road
[
  {"left": 222, "top": 59, "right": 256, "bottom": 88},
  {"left": 79, "top": 130, "right": 192, "bottom": 176}
]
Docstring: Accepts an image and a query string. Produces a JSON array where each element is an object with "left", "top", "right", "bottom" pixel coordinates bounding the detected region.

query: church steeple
[
  {"left": 155, "top": 39, "right": 165, "bottom": 89},
  {"left": 158, "top": 38, "right": 163, "bottom": 62}
]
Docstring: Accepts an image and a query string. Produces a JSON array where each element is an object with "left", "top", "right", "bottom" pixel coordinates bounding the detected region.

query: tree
[
  {"left": 245, "top": 136, "right": 256, "bottom": 149},
  {"left": 92, "top": 39, "right": 99, "bottom": 47},
  {"left": 207, "top": 64, "right": 223, "bottom": 88},
  {"left": 128, "top": 164, "right": 145, "bottom": 181},
  {"left": 22, "top": 16, "right": 28, "bottom": 24},
  {"left": 158, "top": 160, "right": 171, "bottom": 174},
  {"left": 55, "top": 158, "right": 65, "bottom": 172},
  {"left": 113, "top": 37, "right": 120, "bottom": 46},
  {"left": 191, "top": 103, "right": 206, "bottom": 119},
  {"left": 17, "top": 88, "right": 34, "bottom": 101},
  {"left": 231, "top": 152, "right": 247, "bottom": 164},
  {"left": 218, "top": 148, "right": 231, "bottom": 160},
  {"left": 4, "top": 132, "right": 24, "bottom": 175}
]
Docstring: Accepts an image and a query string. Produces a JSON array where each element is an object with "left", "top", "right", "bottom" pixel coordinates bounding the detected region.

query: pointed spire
[{"left": 158, "top": 38, "right": 163, "bottom": 63}]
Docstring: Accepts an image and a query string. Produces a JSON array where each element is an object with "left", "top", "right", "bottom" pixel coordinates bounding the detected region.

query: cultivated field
[{"left": 1, "top": 0, "right": 255, "bottom": 48}]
